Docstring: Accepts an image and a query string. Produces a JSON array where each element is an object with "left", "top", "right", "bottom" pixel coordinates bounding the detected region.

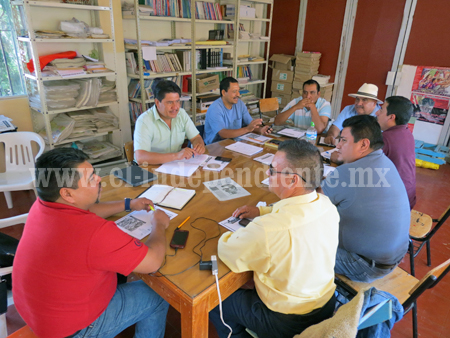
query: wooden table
[{"left": 101, "top": 139, "right": 280, "bottom": 338}]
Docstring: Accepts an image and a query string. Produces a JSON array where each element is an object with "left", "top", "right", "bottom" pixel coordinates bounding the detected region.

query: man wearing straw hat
[{"left": 324, "top": 83, "right": 382, "bottom": 146}]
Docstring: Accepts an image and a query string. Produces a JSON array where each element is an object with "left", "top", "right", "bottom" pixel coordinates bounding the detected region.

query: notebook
[
  {"left": 113, "top": 166, "right": 157, "bottom": 187},
  {"left": 139, "top": 184, "right": 196, "bottom": 210}
]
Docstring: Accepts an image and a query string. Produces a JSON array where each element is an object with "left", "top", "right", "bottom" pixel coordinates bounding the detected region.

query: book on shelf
[{"left": 149, "top": 0, "right": 224, "bottom": 20}]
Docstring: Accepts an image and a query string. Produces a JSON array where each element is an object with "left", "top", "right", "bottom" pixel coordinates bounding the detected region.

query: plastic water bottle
[{"left": 306, "top": 122, "right": 317, "bottom": 144}]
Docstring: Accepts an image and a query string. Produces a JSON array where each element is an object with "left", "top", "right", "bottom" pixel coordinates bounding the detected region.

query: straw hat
[{"left": 348, "top": 83, "right": 383, "bottom": 104}]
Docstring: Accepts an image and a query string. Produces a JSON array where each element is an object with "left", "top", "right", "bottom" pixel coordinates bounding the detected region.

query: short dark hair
[
  {"left": 303, "top": 79, "right": 320, "bottom": 93},
  {"left": 278, "top": 139, "right": 323, "bottom": 191},
  {"left": 385, "top": 96, "right": 413, "bottom": 125},
  {"left": 220, "top": 77, "right": 238, "bottom": 96},
  {"left": 152, "top": 80, "right": 181, "bottom": 101},
  {"left": 35, "top": 148, "right": 89, "bottom": 202},
  {"left": 342, "top": 115, "right": 384, "bottom": 151}
]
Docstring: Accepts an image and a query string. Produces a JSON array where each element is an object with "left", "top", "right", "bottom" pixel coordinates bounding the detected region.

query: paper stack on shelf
[
  {"left": 38, "top": 114, "right": 75, "bottom": 144},
  {"left": 99, "top": 80, "right": 117, "bottom": 103},
  {"left": 29, "top": 81, "right": 81, "bottom": 110},
  {"left": 74, "top": 78, "right": 101, "bottom": 108},
  {"left": 293, "top": 52, "right": 321, "bottom": 94},
  {"left": 77, "top": 141, "right": 122, "bottom": 160}
]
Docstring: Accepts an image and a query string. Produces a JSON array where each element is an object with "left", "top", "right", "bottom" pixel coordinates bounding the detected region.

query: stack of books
[{"left": 293, "top": 52, "right": 321, "bottom": 93}]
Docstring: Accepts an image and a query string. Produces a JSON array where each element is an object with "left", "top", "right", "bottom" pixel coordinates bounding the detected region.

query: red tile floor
[{"left": 1, "top": 164, "right": 450, "bottom": 337}]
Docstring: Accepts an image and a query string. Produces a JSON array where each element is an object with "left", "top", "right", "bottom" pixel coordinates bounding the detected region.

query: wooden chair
[
  {"left": 335, "top": 257, "right": 450, "bottom": 338},
  {"left": 123, "top": 141, "right": 134, "bottom": 164},
  {"left": 258, "top": 98, "right": 279, "bottom": 117},
  {"left": 409, "top": 205, "right": 450, "bottom": 276}
]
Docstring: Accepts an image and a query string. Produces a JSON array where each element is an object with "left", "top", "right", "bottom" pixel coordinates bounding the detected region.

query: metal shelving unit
[{"left": 10, "top": 0, "right": 126, "bottom": 160}]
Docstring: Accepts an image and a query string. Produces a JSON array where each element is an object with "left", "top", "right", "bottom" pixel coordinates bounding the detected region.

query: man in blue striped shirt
[{"left": 274, "top": 79, "right": 331, "bottom": 133}]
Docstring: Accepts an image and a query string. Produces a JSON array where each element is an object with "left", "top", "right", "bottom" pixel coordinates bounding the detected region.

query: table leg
[{"left": 180, "top": 299, "right": 209, "bottom": 338}]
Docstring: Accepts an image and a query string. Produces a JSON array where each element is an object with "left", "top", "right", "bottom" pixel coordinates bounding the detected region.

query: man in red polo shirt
[
  {"left": 376, "top": 96, "right": 416, "bottom": 209},
  {"left": 13, "top": 148, "right": 170, "bottom": 338}
]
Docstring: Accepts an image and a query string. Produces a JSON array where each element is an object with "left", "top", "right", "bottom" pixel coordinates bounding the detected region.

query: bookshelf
[
  {"left": 122, "top": 0, "right": 274, "bottom": 125},
  {"left": 10, "top": 0, "right": 129, "bottom": 163}
]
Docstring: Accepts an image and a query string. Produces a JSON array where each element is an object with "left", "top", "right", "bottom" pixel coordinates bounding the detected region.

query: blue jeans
[
  {"left": 335, "top": 248, "right": 397, "bottom": 283},
  {"left": 72, "top": 280, "right": 169, "bottom": 338}
]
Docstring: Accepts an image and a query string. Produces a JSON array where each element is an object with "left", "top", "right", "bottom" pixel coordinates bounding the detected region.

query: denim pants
[
  {"left": 209, "top": 288, "right": 336, "bottom": 338},
  {"left": 334, "top": 247, "right": 397, "bottom": 283},
  {"left": 72, "top": 280, "right": 169, "bottom": 338}
]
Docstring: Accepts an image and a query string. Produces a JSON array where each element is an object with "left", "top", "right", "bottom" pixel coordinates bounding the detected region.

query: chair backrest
[
  {"left": 0, "top": 132, "right": 44, "bottom": 172},
  {"left": 403, "top": 257, "right": 450, "bottom": 311},
  {"left": 259, "top": 98, "right": 279, "bottom": 114},
  {"left": 196, "top": 124, "right": 205, "bottom": 139},
  {"left": 0, "top": 214, "right": 28, "bottom": 230},
  {"left": 124, "top": 141, "right": 134, "bottom": 163}
]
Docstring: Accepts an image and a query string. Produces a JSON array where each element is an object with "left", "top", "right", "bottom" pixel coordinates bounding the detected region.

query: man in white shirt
[
  {"left": 209, "top": 139, "right": 340, "bottom": 338},
  {"left": 274, "top": 79, "right": 331, "bottom": 133}
]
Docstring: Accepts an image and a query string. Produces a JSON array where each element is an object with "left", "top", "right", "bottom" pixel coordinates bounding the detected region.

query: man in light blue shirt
[
  {"left": 274, "top": 79, "right": 331, "bottom": 133},
  {"left": 134, "top": 80, "right": 205, "bottom": 165},
  {"left": 324, "top": 83, "right": 382, "bottom": 146},
  {"left": 204, "top": 77, "right": 272, "bottom": 145}
]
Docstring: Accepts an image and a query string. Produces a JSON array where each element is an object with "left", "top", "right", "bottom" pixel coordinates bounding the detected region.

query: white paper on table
[
  {"left": 261, "top": 177, "right": 270, "bottom": 185},
  {"left": 156, "top": 154, "right": 210, "bottom": 177},
  {"left": 254, "top": 153, "right": 274, "bottom": 165},
  {"left": 204, "top": 177, "right": 251, "bottom": 201},
  {"left": 115, "top": 206, "right": 177, "bottom": 239},
  {"left": 277, "top": 128, "right": 306, "bottom": 138},
  {"left": 142, "top": 46, "right": 157, "bottom": 60},
  {"left": 323, "top": 165, "right": 337, "bottom": 177},
  {"left": 256, "top": 201, "right": 267, "bottom": 207},
  {"left": 219, "top": 216, "right": 250, "bottom": 232},
  {"left": 225, "top": 141, "right": 263, "bottom": 156},
  {"left": 238, "top": 133, "right": 272, "bottom": 144},
  {"left": 202, "top": 158, "right": 230, "bottom": 172},
  {"left": 321, "top": 148, "right": 338, "bottom": 160}
]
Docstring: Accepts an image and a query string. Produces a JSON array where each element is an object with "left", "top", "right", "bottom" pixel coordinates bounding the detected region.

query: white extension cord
[{"left": 212, "top": 255, "right": 233, "bottom": 338}]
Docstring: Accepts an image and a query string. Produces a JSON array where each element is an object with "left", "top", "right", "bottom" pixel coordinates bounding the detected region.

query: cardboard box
[
  {"left": 292, "top": 80, "right": 303, "bottom": 90},
  {"left": 188, "top": 74, "right": 220, "bottom": 94},
  {"left": 273, "top": 69, "right": 294, "bottom": 83},
  {"left": 240, "top": 5, "right": 256, "bottom": 18},
  {"left": 271, "top": 92, "right": 292, "bottom": 107},
  {"left": 269, "top": 54, "right": 296, "bottom": 71},
  {"left": 271, "top": 81, "right": 292, "bottom": 94}
]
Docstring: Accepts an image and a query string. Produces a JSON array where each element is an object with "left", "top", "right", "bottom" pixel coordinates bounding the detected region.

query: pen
[
  {"left": 149, "top": 205, "right": 155, "bottom": 211},
  {"left": 177, "top": 216, "right": 190, "bottom": 229}
]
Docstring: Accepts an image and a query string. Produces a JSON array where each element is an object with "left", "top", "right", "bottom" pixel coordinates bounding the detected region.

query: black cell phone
[
  {"left": 170, "top": 229, "right": 189, "bottom": 249},
  {"left": 239, "top": 218, "right": 251, "bottom": 227},
  {"left": 268, "top": 139, "right": 282, "bottom": 145},
  {"left": 215, "top": 156, "right": 232, "bottom": 162}
]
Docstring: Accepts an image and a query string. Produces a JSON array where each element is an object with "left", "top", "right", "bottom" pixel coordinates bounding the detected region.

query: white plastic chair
[
  {"left": 0, "top": 213, "right": 28, "bottom": 338},
  {"left": 0, "top": 132, "right": 45, "bottom": 209}
]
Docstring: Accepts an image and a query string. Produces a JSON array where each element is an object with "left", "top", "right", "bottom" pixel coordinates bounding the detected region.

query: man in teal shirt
[{"left": 134, "top": 81, "right": 205, "bottom": 165}]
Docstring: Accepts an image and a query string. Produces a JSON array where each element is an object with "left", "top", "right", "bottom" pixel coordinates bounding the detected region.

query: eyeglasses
[
  {"left": 163, "top": 100, "right": 181, "bottom": 106},
  {"left": 268, "top": 164, "right": 306, "bottom": 182}
]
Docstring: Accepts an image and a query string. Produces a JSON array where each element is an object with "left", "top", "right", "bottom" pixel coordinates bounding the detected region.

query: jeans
[
  {"left": 335, "top": 248, "right": 397, "bottom": 283},
  {"left": 72, "top": 280, "right": 169, "bottom": 338},
  {"left": 209, "top": 288, "right": 336, "bottom": 338}
]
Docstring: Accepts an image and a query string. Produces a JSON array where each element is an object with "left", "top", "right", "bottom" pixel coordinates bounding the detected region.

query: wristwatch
[{"left": 124, "top": 198, "right": 132, "bottom": 212}]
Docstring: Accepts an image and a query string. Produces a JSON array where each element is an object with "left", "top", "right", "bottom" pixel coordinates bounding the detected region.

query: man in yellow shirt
[{"left": 209, "top": 140, "right": 340, "bottom": 338}]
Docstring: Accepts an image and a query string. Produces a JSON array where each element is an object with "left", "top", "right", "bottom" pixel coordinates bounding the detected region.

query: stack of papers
[
  {"left": 0, "top": 116, "right": 17, "bottom": 132},
  {"left": 277, "top": 128, "right": 306, "bottom": 138},
  {"left": 201, "top": 157, "right": 230, "bottom": 172},
  {"left": 204, "top": 178, "right": 250, "bottom": 201},
  {"left": 219, "top": 216, "right": 248, "bottom": 232},
  {"left": 38, "top": 114, "right": 75, "bottom": 144},
  {"left": 116, "top": 206, "right": 177, "bottom": 240},
  {"left": 254, "top": 153, "right": 274, "bottom": 165},
  {"left": 79, "top": 141, "right": 121, "bottom": 159},
  {"left": 156, "top": 154, "right": 210, "bottom": 177},
  {"left": 238, "top": 133, "right": 272, "bottom": 144},
  {"left": 225, "top": 141, "right": 263, "bottom": 156}
]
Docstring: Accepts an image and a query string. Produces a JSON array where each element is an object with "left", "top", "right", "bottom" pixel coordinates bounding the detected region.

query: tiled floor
[{"left": 1, "top": 164, "right": 450, "bottom": 337}]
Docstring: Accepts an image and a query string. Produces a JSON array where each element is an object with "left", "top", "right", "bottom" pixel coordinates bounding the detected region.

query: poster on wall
[
  {"left": 412, "top": 66, "right": 450, "bottom": 98},
  {"left": 410, "top": 93, "right": 449, "bottom": 125}
]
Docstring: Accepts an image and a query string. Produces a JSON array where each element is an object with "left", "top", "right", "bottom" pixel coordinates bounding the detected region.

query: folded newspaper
[{"left": 203, "top": 178, "right": 250, "bottom": 201}]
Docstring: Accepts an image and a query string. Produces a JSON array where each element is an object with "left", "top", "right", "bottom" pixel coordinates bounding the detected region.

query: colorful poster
[
  {"left": 412, "top": 66, "right": 450, "bottom": 97},
  {"left": 410, "top": 93, "right": 449, "bottom": 125}
]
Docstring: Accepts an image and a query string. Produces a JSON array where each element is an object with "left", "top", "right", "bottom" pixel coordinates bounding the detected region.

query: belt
[{"left": 357, "top": 254, "right": 397, "bottom": 270}]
